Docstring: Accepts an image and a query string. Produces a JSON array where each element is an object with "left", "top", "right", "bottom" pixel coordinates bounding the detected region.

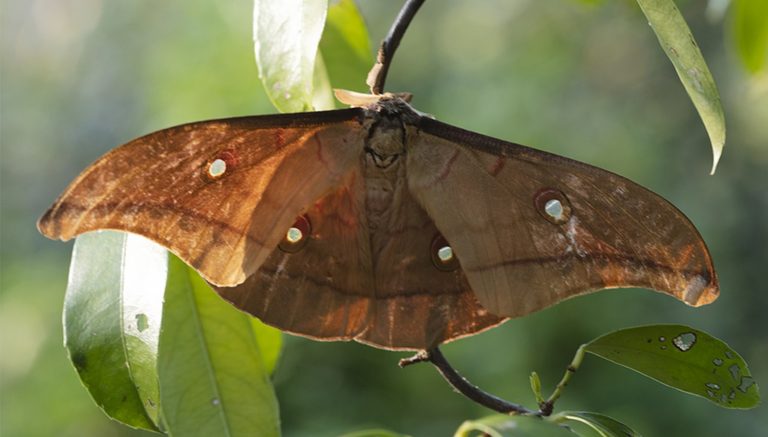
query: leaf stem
[
  {"left": 367, "top": 0, "right": 426, "bottom": 94},
  {"left": 542, "top": 344, "right": 587, "bottom": 412}
]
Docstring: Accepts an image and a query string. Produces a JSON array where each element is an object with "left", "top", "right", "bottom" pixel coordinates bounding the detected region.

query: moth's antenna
[{"left": 367, "top": 0, "right": 426, "bottom": 95}]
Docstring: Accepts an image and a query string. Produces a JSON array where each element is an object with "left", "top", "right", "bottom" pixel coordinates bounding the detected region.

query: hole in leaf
[
  {"left": 729, "top": 364, "right": 741, "bottom": 381},
  {"left": 672, "top": 332, "right": 696, "bottom": 351},
  {"left": 135, "top": 313, "right": 149, "bottom": 332},
  {"left": 738, "top": 376, "right": 755, "bottom": 393},
  {"left": 713, "top": 358, "right": 724, "bottom": 366}
]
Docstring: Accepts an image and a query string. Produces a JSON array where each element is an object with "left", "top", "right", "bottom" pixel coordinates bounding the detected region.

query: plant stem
[
  {"left": 367, "top": 0, "right": 426, "bottom": 94},
  {"left": 541, "top": 344, "right": 587, "bottom": 413},
  {"left": 400, "top": 347, "right": 540, "bottom": 416},
  {"left": 400, "top": 344, "right": 588, "bottom": 417}
]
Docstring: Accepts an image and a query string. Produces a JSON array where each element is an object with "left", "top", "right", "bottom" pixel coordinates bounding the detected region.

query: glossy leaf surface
[
  {"left": 253, "top": 0, "right": 328, "bottom": 112},
  {"left": 556, "top": 411, "right": 640, "bottom": 437},
  {"left": 320, "top": 0, "right": 372, "bottom": 93},
  {"left": 64, "top": 231, "right": 165, "bottom": 431},
  {"left": 158, "top": 255, "right": 280, "bottom": 436},
  {"left": 637, "top": 0, "right": 726, "bottom": 173},
  {"left": 585, "top": 325, "right": 760, "bottom": 408}
]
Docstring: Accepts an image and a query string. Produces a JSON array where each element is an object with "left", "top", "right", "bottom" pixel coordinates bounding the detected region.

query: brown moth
[{"left": 38, "top": 91, "right": 718, "bottom": 351}]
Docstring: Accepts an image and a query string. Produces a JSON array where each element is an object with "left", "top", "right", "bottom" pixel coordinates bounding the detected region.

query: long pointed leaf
[
  {"left": 253, "top": 0, "right": 328, "bottom": 112},
  {"left": 637, "top": 0, "right": 726, "bottom": 173},
  {"left": 320, "top": 0, "right": 372, "bottom": 93},
  {"left": 65, "top": 231, "right": 165, "bottom": 431},
  {"left": 158, "top": 255, "right": 280, "bottom": 436}
]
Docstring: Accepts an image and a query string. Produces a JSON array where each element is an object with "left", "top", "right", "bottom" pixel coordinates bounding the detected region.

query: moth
[{"left": 38, "top": 91, "right": 718, "bottom": 351}]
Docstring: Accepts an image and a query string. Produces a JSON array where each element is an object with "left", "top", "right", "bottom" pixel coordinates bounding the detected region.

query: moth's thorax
[
  {"left": 361, "top": 95, "right": 421, "bottom": 160},
  {"left": 367, "top": 116, "right": 406, "bottom": 159}
]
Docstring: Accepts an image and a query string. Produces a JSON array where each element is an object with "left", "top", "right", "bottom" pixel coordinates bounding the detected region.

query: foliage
[{"left": 4, "top": 0, "right": 767, "bottom": 436}]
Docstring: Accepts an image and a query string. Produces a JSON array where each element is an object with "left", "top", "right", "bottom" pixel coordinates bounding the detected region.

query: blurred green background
[{"left": 1, "top": 0, "right": 766, "bottom": 435}]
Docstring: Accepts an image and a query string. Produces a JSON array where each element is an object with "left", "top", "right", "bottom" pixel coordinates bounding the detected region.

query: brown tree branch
[
  {"left": 400, "top": 347, "right": 552, "bottom": 416},
  {"left": 367, "top": 0, "right": 426, "bottom": 94}
]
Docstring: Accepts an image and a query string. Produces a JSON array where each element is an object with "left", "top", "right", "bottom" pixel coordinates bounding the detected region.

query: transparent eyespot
[
  {"left": 431, "top": 233, "right": 459, "bottom": 272},
  {"left": 534, "top": 188, "right": 571, "bottom": 225},
  {"left": 203, "top": 150, "right": 238, "bottom": 181},
  {"left": 544, "top": 199, "right": 564, "bottom": 221},
  {"left": 286, "top": 227, "right": 303, "bottom": 243},
  {"left": 437, "top": 246, "right": 454, "bottom": 262},
  {"left": 279, "top": 215, "right": 311, "bottom": 253},
  {"left": 207, "top": 159, "right": 227, "bottom": 178}
]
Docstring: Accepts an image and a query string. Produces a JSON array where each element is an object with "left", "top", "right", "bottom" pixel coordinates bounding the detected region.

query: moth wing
[
  {"left": 38, "top": 109, "right": 366, "bottom": 286},
  {"left": 407, "top": 118, "right": 718, "bottom": 317},
  {"left": 217, "top": 151, "right": 505, "bottom": 351}
]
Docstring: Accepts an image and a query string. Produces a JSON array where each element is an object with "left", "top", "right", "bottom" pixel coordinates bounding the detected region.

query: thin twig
[
  {"left": 367, "top": 0, "right": 426, "bottom": 94},
  {"left": 400, "top": 348, "right": 541, "bottom": 416},
  {"left": 543, "top": 344, "right": 587, "bottom": 411}
]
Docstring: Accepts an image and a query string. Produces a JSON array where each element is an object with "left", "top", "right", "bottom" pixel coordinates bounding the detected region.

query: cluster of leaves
[{"left": 61, "top": 0, "right": 761, "bottom": 436}]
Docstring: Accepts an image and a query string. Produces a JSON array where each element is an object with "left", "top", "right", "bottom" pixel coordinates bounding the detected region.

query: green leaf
[
  {"left": 733, "top": 0, "right": 768, "bottom": 74},
  {"left": 312, "top": 52, "right": 336, "bottom": 110},
  {"left": 253, "top": 0, "right": 328, "bottom": 112},
  {"left": 250, "top": 317, "right": 282, "bottom": 376},
  {"left": 555, "top": 411, "right": 640, "bottom": 437},
  {"left": 64, "top": 231, "right": 164, "bottom": 431},
  {"left": 320, "top": 0, "right": 373, "bottom": 94},
  {"left": 339, "top": 430, "right": 411, "bottom": 437},
  {"left": 530, "top": 371, "right": 545, "bottom": 404},
  {"left": 158, "top": 255, "right": 280, "bottom": 436},
  {"left": 584, "top": 325, "right": 760, "bottom": 409},
  {"left": 636, "top": 0, "right": 726, "bottom": 173},
  {"left": 454, "top": 414, "right": 573, "bottom": 437}
]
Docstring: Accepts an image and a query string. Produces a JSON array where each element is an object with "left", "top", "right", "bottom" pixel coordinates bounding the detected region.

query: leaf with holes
[
  {"left": 158, "top": 255, "right": 280, "bottom": 436},
  {"left": 585, "top": 325, "right": 760, "bottom": 409},
  {"left": 64, "top": 231, "right": 165, "bottom": 431},
  {"left": 636, "top": 0, "right": 725, "bottom": 173},
  {"left": 733, "top": 0, "right": 768, "bottom": 74},
  {"left": 554, "top": 411, "right": 641, "bottom": 437},
  {"left": 253, "top": 0, "right": 328, "bottom": 112}
]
